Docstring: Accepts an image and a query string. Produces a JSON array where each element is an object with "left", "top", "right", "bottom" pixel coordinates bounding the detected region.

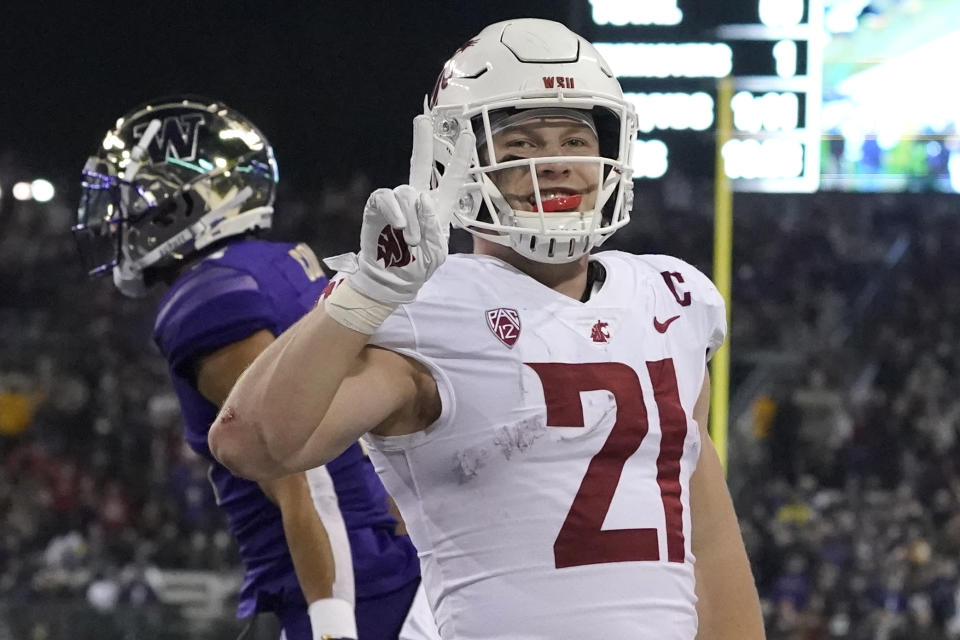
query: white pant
[{"left": 399, "top": 582, "right": 441, "bottom": 640}]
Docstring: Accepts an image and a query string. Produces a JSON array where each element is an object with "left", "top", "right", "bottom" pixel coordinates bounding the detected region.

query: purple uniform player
[
  {"left": 73, "top": 97, "right": 430, "bottom": 640},
  {"left": 154, "top": 238, "right": 422, "bottom": 637}
]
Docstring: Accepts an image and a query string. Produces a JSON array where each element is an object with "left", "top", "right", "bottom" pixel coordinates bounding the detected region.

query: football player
[
  {"left": 73, "top": 97, "right": 438, "bottom": 640},
  {"left": 210, "top": 19, "right": 765, "bottom": 640}
]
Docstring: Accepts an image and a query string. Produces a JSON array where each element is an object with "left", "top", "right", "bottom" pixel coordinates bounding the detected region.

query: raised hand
[{"left": 342, "top": 117, "right": 474, "bottom": 305}]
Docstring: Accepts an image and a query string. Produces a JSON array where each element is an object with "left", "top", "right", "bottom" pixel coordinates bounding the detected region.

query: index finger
[
  {"left": 434, "top": 131, "right": 475, "bottom": 219},
  {"left": 408, "top": 115, "right": 433, "bottom": 190}
]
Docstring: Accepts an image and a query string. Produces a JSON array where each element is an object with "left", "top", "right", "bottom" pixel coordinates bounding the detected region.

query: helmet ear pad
[
  {"left": 146, "top": 190, "right": 204, "bottom": 229},
  {"left": 122, "top": 178, "right": 208, "bottom": 264}
]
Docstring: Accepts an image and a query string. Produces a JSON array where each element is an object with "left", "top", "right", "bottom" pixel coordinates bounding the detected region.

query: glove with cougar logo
[{"left": 323, "top": 117, "right": 474, "bottom": 334}]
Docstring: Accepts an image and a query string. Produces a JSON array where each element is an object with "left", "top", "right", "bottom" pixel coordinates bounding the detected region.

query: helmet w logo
[
  {"left": 376, "top": 225, "right": 414, "bottom": 267},
  {"left": 133, "top": 114, "right": 205, "bottom": 163}
]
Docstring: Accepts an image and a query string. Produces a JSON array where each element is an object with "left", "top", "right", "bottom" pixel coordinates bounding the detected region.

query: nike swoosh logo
[{"left": 653, "top": 315, "right": 680, "bottom": 333}]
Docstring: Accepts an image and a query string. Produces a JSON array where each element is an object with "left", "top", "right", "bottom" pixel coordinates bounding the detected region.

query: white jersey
[{"left": 363, "top": 251, "right": 726, "bottom": 640}]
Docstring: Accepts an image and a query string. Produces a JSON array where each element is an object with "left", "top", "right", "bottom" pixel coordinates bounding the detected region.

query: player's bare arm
[
  {"left": 690, "top": 372, "right": 766, "bottom": 639},
  {"left": 209, "top": 310, "right": 383, "bottom": 479},
  {"left": 196, "top": 329, "right": 362, "bottom": 636},
  {"left": 258, "top": 472, "right": 336, "bottom": 601},
  {"left": 209, "top": 121, "right": 474, "bottom": 481},
  {"left": 254, "top": 334, "right": 441, "bottom": 476},
  {"left": 195, "top": 329, "right": 277, "bottom": 405},
  {"left": 196, "top": 332, "right": 338, "bottom": 601}
]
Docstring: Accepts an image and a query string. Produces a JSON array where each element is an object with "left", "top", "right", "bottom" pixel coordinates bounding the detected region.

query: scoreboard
[{"left": 580, "top": 0, "right": 824, "bottom": 192}]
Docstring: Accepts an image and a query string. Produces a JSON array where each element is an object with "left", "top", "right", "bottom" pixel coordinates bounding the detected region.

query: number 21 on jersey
[{"left": 526, "top": 360, "right": 689, "bottom": 569}]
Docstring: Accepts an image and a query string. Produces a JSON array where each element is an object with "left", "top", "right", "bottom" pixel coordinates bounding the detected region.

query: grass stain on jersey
[
  {"left": 454, "top": 446, "right": 490, "bottom": 483},
  {"left": 494, "top": 417, "right": 546, "bottom": 460}
]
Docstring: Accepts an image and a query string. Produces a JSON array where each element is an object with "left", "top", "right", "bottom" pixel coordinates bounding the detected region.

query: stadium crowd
[{"left": 0, "top": 173, "right": 958, "bottom": 639}]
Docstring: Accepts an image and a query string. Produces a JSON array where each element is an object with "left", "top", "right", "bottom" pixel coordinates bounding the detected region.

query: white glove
[{"left": 329, "top": 116, "right": 474, "bottom": 306}]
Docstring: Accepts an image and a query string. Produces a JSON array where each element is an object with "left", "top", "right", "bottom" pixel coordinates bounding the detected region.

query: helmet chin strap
[{"left": 193, "top": 203, "right": 272, "bottom": 250}]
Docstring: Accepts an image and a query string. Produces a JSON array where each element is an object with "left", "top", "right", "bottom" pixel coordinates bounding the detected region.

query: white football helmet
[
  {"left": 73, "top": 97, "right": 277, "bottom": 297},
  {"left": 427, "top": 18, "right": 638, "bottom": 263}
]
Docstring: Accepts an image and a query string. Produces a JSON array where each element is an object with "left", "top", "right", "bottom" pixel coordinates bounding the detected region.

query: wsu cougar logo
[
  {"left": 486, "top": 308, "right": 521, "bottom": 348},
  {"left": 376, "top": 225, "right": 414, "bottom": 267},
  {"left": 133, "top": 114, "right": 205, "bottom": 163},
  {"left": 590, "top": 320, "right": 611, "bottom": 343}
]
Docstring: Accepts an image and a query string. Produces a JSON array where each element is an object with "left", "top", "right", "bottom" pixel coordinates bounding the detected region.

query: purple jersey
[{"left": 152, "top": 238, "right": 419, "bottom": 619}]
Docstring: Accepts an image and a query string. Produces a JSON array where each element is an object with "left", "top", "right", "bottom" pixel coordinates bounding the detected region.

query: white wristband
[
  {"left": 308, "top": 597, "right": 357, "bottom": 639},
  {"left": 324, "top": 280, "right": 397, "bottom": 335}
]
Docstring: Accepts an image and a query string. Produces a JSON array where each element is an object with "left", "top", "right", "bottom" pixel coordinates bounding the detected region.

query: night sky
[{"left": 1, "top": 1, "right": 586, "bottom": 204}]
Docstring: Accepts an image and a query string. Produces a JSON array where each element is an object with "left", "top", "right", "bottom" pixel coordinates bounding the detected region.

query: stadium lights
[
  {"left": 31, "top": 179, "right": 55, "bottom": 202},
  {"left": 12, "top": 182, "right": 32, "bottom": 201},
  {"left": 10, "top": 179, "right": 57, "bottom": 202}
]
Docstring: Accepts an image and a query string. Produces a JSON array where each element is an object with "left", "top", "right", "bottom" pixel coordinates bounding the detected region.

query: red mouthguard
[{"left": 539, "top": 194, "right": 582, "bottom": 212}]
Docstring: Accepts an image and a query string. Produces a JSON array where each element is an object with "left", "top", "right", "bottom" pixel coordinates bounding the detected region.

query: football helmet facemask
[
  {"left": 427, "top": 18, "right": 638, "bottom": 263},
  {"left": 73, "top": 97, "right": 277, "bottom": 297}
]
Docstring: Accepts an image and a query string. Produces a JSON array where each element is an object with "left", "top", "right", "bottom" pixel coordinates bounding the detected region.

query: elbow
[{"left": 208, "top": 407, "right": 280, "bottom": 482}]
